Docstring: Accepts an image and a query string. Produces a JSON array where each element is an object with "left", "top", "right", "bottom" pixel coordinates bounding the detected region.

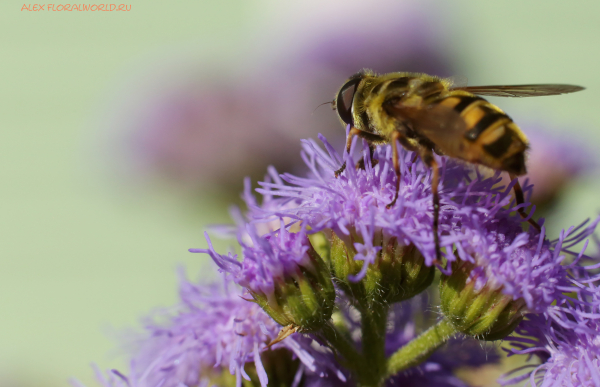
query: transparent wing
[
  {"left": 385, "top": 101, "right": 467, "bottom": 157},
  {"left": 445, "top": 75, "right": 468, "bottom": 89},
  {"left": 451, "top": 84, "right": 584, "bottom": 97}
]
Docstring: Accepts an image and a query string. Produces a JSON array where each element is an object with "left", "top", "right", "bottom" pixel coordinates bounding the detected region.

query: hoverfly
[{"left": 333, "top": 70, "right": 584, "bottom": 262}]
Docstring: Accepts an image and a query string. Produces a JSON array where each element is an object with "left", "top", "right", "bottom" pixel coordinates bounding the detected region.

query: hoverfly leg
[
  {"left": 336, "top": 128, "right": 385, "bottom": 177},
  {"left": 509, "top": 173, "right": 542, "bottom": 232},
  {"left": 335, "top": 127, "right": 361, "bottom": 177},
  {"left": 356, "top": 143, "right": 379, "bottom": 170},
  {"left": 421, "top": 149, "right": 442, "bottom": 264},
  {"left": 334, "top": 162, "right": 347, "bottom": 178},
  {"left": 386, "top": 131, "right": 402, "bottom": 209}
]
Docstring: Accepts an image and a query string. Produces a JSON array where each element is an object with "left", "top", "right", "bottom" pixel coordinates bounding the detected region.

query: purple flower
[
  {"left": 500, "top": 234, "right": 600, "bottom": 387},
  {"left": 501, "top": 312, "right": 600, "bottom": 387},
  {"left": 192, "top": 222, "right": 312, "bottom": 298},
  {"left": 102, "top": 3, "right": 453, "bottom": 189},
  {"left": 191, "top": 221, "right": 336, "bottom": 332},
  {"left": 79, "top": 126, "right": 600, "bottom": 387},
  {"left": 461, "top": 219, "right": 597, "bottom": 314},
  {"left": 247, "top": 134, "right": 593, "bottom": 309},
  {"left": 249, "top": 135, "right": 483, "bottom": 271},
  {"left": 76, "top": 272, "right": 340, "bottom": 387}
]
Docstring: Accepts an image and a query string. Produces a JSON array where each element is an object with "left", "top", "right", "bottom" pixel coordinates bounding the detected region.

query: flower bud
[
  {"left": 196, "top": 223, "right": 335, "bottom": 333},
  {"left": 249, "top": 235, "right": 336, "bottom": 332},
  {"left": 329, "top": 230, "right": 434, "bottom": 305},
  {"left": 439, "top": 261, "right": 525, "bottom": 341}
]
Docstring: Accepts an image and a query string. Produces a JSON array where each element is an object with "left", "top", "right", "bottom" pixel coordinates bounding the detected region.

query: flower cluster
[
  {"left": 81, "top": 133, "right": 600, "bottom": 387},
  {"left": 73, "top": 271, "right": 341, "bottom": 387},
  {"left": 500, "top": 228, "right": 600, "bottom": 387},
  {"left": 250, "top": 135, "right": 591, "bottom": 315}
]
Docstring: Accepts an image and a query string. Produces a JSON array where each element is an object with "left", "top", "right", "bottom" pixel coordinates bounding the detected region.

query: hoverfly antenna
[{"left": 312, "top": 100, "right": 335, "bottom": 115}]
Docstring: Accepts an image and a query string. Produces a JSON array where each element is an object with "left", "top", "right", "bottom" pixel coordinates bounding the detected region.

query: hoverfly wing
[
  {"left": 386, "top": 102, "right": 467, "bottom": 157},
  {"left": 452, "top": 84, "right": 585, "bottom": 97},
  {"left": 445, "top": 75, "right": 468, "bottom": 89}
]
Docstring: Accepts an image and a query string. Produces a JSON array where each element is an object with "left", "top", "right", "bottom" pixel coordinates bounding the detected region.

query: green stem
[
  {"left": 385, "top": 318, "right": 456, "bottom": 379},
  {"left": 361, "top": 302, "right": 389, "bottom": 386},
  {"left": 320, "top": 321, "right": 363, "bottom": 375}
]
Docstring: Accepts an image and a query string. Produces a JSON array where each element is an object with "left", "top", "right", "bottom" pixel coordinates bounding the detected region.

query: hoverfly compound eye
[{"left": 336, "top": 76, "right": 362, "bottom": 126}]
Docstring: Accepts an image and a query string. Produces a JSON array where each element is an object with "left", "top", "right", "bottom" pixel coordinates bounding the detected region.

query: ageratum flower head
[
  {"left": 248, "top": 133, "right": 525, "bottom": 271},
  {"left": 501, "top": 311, "right": 600, "bottom": 387},
  {"left": 78, "top": 131, "right": 600, "bottom": 387},
  {"left": 75, "top": 272, "right": 341, "bottom": 387},
  {"left": 241, "top": 134, "right": 597, "bottom": 320},
  {"left": 500, "top": 239, "right": 600, "bottom": 387},
  {"left": 191, "top": 222, "right": 335, "bottom": 332},
  {"left": 439, "top": 217, "right": 600, "bottom": 340}
]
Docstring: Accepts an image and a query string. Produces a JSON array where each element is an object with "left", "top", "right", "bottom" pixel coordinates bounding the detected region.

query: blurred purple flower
[
  {"left": 527, "top": 127, "right": 595, "bottom": 203},
  {"left": 495, "top": 125, "right": 595, "bottom": 205},
  {"left": 106, "top": 3, "right": 452, "bottom": 189},
  {"left": 125, "top": 83, "right": 301, "bottom": 188}
]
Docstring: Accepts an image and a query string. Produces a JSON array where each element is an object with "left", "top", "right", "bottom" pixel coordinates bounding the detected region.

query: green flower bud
[
  {"left": 243, "top": 348, "right": 303, "bottom": 387},
  {"left": 329, "top": 230, "right": 434, "bottom": 305},
  {"left": 250, "top": 237, "right": 336, "bottom": 333},
  {"left": 439, "top": 261, "right": 525, "bottom": 341},
  {"left": 208, "top": 348, "right": 301, "bottom": 387}
]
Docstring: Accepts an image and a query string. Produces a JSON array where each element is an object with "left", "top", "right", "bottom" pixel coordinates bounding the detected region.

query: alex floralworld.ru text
[{"left": 21, "top": 4, "right": 131, "bottom": 11}]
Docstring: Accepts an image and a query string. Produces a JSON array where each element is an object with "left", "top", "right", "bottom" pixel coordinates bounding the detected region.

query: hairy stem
[
  {"left": 360, "top": 302, "right": 389, "bottom": 386},
  {"left": 320, "top": 321, "right": 364, "bottom": 376},
  {"left": 385, "top": 318, "right": 456, "bottom": 379}
]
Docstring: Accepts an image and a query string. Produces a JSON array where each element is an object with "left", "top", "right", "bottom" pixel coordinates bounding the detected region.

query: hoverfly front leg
[
  {"left": 509, "top": 173, "right": 542, "bottom": 232},
  {"left": 335, "top": 127, "right": 385, "bottom": 177},
  {"left": 386, "top": 131, "right": 403, "bottom": 209},
  {"left": 418, "top": 147, "right": 442, "bottom": 264},
  {"left": 430, "top": 156, "right": 442, "bottom": 264},
  {"left": 334, "top": 127, "right": 360, "bottom": 177},
  {"left": 356, "top": 143, "right": 378, "bottom": 170},
  {"left": 386, "top": 129, "right": 419, "bottom": 209}
]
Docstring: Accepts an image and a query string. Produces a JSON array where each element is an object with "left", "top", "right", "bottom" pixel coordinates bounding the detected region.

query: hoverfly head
[{"left": 335, "top": 72, "right": 365, "bottom": 126}]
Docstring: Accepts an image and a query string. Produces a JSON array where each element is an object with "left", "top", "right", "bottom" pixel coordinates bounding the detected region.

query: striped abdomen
[
  {"left": 433, "top": 92, "right": 529, "bottom": 175},
  {"left": 360, "top": 74, "right": 529, "bottom": 175}
]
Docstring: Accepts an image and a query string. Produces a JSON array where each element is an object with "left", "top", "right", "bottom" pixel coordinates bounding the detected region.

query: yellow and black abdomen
[{"left": 435, "top": 92, "right": 529, "bottom": 175}]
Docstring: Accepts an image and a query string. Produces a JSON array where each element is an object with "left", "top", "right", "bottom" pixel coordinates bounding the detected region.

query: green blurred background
[{"left": 0, "top": 1, "right": 598, "bottom": 386}]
